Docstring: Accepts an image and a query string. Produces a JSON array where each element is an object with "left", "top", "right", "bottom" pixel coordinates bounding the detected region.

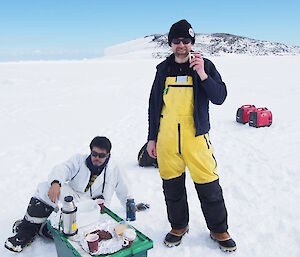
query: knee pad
[{"left": 25, "top": 197, "right": 54, "bottom": 224}]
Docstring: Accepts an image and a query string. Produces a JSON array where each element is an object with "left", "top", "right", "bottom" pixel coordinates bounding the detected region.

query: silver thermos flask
[{"left": 61, "top": 196, "right": 78, "bottom": 237}]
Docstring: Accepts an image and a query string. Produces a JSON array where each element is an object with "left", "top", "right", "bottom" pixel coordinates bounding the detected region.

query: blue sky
[{"left": 0, "top": 0, "right": 299, "bottom": 61}]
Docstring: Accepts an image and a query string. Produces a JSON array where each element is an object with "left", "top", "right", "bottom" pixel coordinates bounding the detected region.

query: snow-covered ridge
[{"left": 105, "top": 33, "right": 300, "bottom": 58}]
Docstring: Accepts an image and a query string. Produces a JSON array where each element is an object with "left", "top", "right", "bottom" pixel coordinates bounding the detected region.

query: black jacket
[{"left": 147, "top": 54, "right": 227, "bottom": 141}]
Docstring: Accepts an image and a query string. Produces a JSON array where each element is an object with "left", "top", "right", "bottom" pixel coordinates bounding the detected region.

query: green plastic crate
[{"left": 48, "top": 206, "right": 153, "bottom": 257}]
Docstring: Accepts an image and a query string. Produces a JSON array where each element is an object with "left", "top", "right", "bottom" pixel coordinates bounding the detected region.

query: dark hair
[{"left": 90, "top": 136, "right": 112, "bottom": 153}]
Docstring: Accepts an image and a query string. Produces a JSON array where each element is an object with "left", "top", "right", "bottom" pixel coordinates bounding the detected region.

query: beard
[
  {"left": 92, "top": 159, "right": 104, "bottom": 167},
  {"left": 174, "top": 47, "right": 189, "bottom": 58}
]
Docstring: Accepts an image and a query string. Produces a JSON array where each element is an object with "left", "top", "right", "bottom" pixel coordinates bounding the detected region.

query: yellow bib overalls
[{"left": 157, "top": 76, "right": 219, "bottom": 184}]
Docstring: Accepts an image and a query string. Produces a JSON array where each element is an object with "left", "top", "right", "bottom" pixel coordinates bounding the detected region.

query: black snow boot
[
  {"left": 38, "top": 222, "right": 53, "bottom": 239},
  {"left": 5, "top": 197, "right": 54, "bottom": 252},
  {"left": 210, "top": 231, "right": 237, "bottom": 252},
  {"left": 164, "top": 226, "right": 189, "bottom": 247},
  {"left": 12, "top": 219, "right": 53, "bottom": 239},
  {"left": 12, "top": 219, "right": 23, "bottom": 234},
  {"left": 5, "top": 219, "right": 39, "bottom": 252}
]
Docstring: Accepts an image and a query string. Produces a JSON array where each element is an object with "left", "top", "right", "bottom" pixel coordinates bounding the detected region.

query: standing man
[{"left": 147, "top": 19, "right": 236, "bottom": 252}]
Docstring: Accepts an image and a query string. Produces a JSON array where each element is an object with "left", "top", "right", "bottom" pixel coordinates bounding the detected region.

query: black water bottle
[{"left": 126, "top": 198, "right": 136, "bottom": 221}]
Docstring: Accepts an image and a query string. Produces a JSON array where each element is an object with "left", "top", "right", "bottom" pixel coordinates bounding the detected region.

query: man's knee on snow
[{"left": 24, "top": 197, "right": 54, "bottom": 224}]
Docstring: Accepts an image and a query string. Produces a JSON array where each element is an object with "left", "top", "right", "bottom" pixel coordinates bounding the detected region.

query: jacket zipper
[
  {"left": 164, "top": 85, "right": 193, "bottom": 95},
  {"left": 178, "top": 123, "right": 181, "bottom": 155},
  {"left": 168, "top": 85, "right": 193, "bottom": 87}
]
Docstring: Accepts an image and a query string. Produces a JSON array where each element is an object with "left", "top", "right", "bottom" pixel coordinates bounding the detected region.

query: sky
[{"left": 0, "top": 0, "right": 299, "bottom": 61}]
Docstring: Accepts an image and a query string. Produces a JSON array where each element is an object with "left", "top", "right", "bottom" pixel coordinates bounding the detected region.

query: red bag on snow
[
  {"left": 249, "top": 107, "right": 272, "bottom": 128},
  {"left": 236, "top": 105, "right": 256, "bottom": 124}
]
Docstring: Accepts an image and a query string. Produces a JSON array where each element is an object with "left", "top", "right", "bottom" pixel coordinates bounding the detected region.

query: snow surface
[{"left": 0, "top": 55, "right": 300, "bottom": 257}]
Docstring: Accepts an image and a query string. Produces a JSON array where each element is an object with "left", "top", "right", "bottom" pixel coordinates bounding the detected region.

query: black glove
[{"left": 136, "top": 203, "right": 150, "bottom": 211}]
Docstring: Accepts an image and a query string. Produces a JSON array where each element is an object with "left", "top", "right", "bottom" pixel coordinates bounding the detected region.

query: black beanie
[{"left": 168, "top": 19, "right": 195, "bottom": 46}]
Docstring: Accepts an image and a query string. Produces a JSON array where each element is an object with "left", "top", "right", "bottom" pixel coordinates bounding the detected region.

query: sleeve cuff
[{"left": 51, "top": 180, "right": 61, "bottom": 187}]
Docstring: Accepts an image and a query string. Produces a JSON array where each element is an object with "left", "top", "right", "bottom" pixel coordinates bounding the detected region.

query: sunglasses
[
  {"left": 171, "top": 38, "right": 192, "bottom": 45},
  {"left": 91, "top": 151, "right": 108, "bottom": 158}
]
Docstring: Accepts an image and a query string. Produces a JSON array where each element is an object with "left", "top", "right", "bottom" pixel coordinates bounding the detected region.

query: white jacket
[{"left": 47, "top": 154, "right": 131, "bottom": 207}]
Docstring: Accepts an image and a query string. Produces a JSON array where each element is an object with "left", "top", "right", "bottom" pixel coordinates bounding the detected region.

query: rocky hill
[{"left": 105, "top": 33, "right": 300, "bottom": 58}]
